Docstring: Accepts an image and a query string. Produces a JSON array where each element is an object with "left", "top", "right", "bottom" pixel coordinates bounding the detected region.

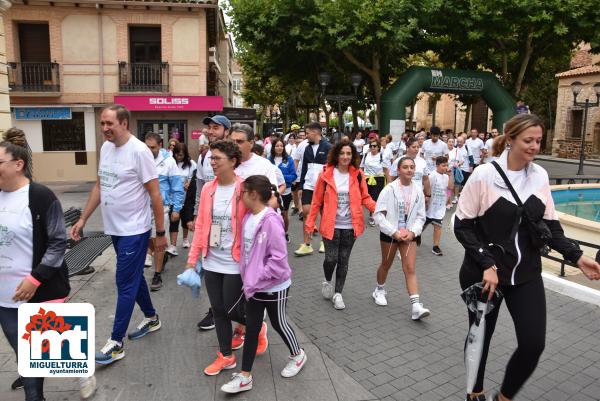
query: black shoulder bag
[{"left": 491, "top": 161, "right": 552, "bottom": 255}]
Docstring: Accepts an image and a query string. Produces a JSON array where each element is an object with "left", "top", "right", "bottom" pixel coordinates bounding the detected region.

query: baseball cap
[
  {"left": 203, "top": 115, "right": 231, "bottom": 130},
  {"left": 368, "top": 132, "right": 378, "bottom": 140},
  {"left": 290, "top": 124, "right": 300, "bottom": 131}
]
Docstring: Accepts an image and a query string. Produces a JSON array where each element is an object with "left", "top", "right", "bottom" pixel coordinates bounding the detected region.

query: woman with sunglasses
[{"left": 361, "top": 138, "right": 387, "bottom": 226}]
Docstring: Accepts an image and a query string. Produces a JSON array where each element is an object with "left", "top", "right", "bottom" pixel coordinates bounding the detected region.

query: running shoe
[
  {"left": 11, "top": 376, "right": 23, "bottom": 390},
  {"left": 319, "top": 241, "right": 325, "bottom": 253},
  {"left": 198, "top": 308, "right": 215, "bottom": 330},
  {"left": 332, "top": 293, "right": 345, "bottom": 310},
  {"left": 182, "top": 238, "right": 191, "bottom": 248},
  {"left": 411, "top": 303, "right": 430, "bottom": 320},
  {"left": 256, "top": 322, "right": 268, "bottom": 355},
  {"left": 321, "top": 281, "right": 334, "bottom": 299},
  {"left": 127, "top": 315, "right": 161, "bottom": 340},
  {"left": 372, "top": 287, "right": 388, "bottom": 306},
  {"left": 291, "top": 207, "right": 299, "bottom": 216},
  {"left": 166, "top": 245, "right": 178, "bottom": 256},
  {"left": 144, "top": 254, "right": 153, "bottom": 267},
  {"left": 464, "top": 394, "right": 486, "bottom": 401},
  {"left": 150, "top": 273, "right": 162, "bottom": 291},
  {"left": 204, "top": 352, "right": 236, "bottom": 376},
  {"left": 231, "top": 327, "right": 245, "bottom": 350},
  {"left": 221, "top": 373, "right": 253, "bottom": 393},
  {"left": 452, "top": 196, "right": 458, "bottom": 204},
  {"left": 368, "top": 217, "right": 376, "bottom": 226},
  {"left": 294, "top": 244, "right": 313, "bottom": 256},
  {"left": 432, "top": 246, "right": 443, "bottom": 256},
  {"left": 298, "top": 212, "right": 304, "bottom": 221},
  {"left": 79, "top": 375, "right": 97, "bottom": 399},
  {"left": 95, "top": 339, "right": 124, "bottom": 365},
  {"left": 281, "top": 348, "right": 307, "bottom": 378}
]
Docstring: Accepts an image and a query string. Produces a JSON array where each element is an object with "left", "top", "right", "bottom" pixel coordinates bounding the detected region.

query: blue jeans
[
  {"left": 0, "top": 306, "right": 45, "bottom": 401},
  {"left": 111, "top": 230, "right": 156, "bottom": 342}
]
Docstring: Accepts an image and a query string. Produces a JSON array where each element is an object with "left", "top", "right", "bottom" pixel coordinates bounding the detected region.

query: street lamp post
[
  {"left": 570, "top": 81, "right": 600, "bottom": 175},
  {"left": 319, "top": 72, "right": 362, "bottom": 138}
]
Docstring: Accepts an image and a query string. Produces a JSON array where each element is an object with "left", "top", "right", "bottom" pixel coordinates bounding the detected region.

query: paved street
[{"left": 2, "top": 159, "right": 600, "bottom": 401}]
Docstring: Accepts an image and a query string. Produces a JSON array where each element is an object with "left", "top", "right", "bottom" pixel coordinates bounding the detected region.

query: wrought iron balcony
[
  {"left": 8, "top": 62, "right": 60, "bottom": 93},
  {"left": 119, "top": 62, "right": 169, "bottom": 92}
]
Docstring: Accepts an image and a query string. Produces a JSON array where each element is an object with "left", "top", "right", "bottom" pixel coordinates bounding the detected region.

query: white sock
[{"left": 409, "top": 294, "right": 420, "bottom": 304}]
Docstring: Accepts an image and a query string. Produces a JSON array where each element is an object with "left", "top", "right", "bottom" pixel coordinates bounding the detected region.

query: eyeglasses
[{"left": 210, "top": 156, "right": 228, "bottom": 162}]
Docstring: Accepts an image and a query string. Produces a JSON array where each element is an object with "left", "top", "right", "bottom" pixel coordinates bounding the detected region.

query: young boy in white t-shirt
[{"left": 423, "top": 156, "right": 454, "bottom": 256}]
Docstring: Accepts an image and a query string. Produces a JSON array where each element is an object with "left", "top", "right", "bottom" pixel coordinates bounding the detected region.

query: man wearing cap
[
  {"left": 421, "top": 126, "right": 449, "bottom": 172},
  {"left": 191, "top": 114, "right": 231, "bottom": 331}
]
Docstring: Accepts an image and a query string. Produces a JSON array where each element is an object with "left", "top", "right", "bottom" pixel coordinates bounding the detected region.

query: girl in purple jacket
[{"left": 220, "top": 175, "right": 306, "bottom": 394}]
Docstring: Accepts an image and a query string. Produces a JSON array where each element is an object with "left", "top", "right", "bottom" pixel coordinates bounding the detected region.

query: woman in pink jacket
[
  {"left": 185, "top": 140, "right": 266, "bottom": 377},
  {"left": 220, "top": 175, "right": 306, "bottom": 394}
]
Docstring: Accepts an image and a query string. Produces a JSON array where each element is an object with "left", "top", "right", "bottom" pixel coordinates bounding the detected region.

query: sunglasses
[{"left": 370, "top": 144, "right": 379, "bottom": 148}]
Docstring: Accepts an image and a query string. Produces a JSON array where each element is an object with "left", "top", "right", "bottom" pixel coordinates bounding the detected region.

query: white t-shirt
[
  {"left": 0, "top": 185, "right": 33, "bottom": 308},
  {"left": 302, "top": 143, "right": 327, "bottom": 191},
  {"left": 427, "top": 170, "right": 449, "bottom": 220},
  {"left": 390, "top": 156, "right": 429, "bottom": 188},
  {"left": 243, "top": 207, "right": 268, "bottom": 265},
  {"left": 203, "top": 183, "right": 239, "bottom": 274},
  {"left": 484, "top": 138, "right": 495, "bottom": 163},
  {"left": 293, "top": 139, "right": 309, "bottom": 183},
  {"left": 98, "top": 136, "right": 157, "bottom": 236},
  {"left": 285, "top": 143, "right": 296, "bottom": 156},
  {"left": 235, "top": 153, "right": 279, "bottom": 186},
  {"left": 177, "top": 160, "right": 198, "bottom": 182},
  {"left": 333, "top": 168, "right": 353, "bottom": 229},
  {"left": 196, "top": 150, "right": 215, "bottom": 182},
  {"left": 198, "top": 134, "right": 209, "bottom": 146},
  {"left": 506, "top": 168, "right": 527, "bottom": 193},
  {"left": 264, "top": 142, "right": 272, "bottom": 157},
  {"left": 466, "top": 137, "right": 485, "bottom": 165},
  {"left": 397, "top": 184, "right": 412, "bottom": 229},
  {"left": 422, "top": 139, "right": 449, "bottom": 171},
  {"left": 362, "top": 152, "right": 384, "bottom": 176},
  {"left": 353, "top": 138, "right": 365, "bottom": 154}
]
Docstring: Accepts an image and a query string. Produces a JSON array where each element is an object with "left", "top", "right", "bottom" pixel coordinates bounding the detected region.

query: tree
[{"left": 428, "top": 0, "right": 600, "bottom": 98}]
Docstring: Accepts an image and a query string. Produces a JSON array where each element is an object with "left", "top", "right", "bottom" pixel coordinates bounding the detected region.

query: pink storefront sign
[
  {"left": 114, "top": 96, "right": 223, "bottom": 111},
  {"left": 191, "top": 130, "right": 202, "bottom": 139}
]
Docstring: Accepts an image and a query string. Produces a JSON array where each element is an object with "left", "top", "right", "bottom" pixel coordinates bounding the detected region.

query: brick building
[
  {"left": 553, "top": 45, "right": 600, "bottom": 160},
  {"left": 5, "top": 0, "right": 236, "bottom": 182}
]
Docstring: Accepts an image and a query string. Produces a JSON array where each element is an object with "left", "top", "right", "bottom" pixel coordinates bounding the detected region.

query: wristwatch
[{"left": 155, "top": 230, "right": 166, "bottom": 237}]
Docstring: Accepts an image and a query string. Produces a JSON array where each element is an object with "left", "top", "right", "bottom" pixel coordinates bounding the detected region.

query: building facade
[
  {"left": 553, "top": 46, "right": 600, "bottom": 159},
  {"left": 5, "top": 0, "right": 235, "bottom": 182}
]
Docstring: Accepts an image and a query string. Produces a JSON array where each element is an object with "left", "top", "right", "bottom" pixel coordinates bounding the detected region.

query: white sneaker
[
  {"left": 182, "top": 238, "right": 191, "bottom": 248},
  {"left": 332, "top": 293, "right": 345, "bottom": 310},
  {"left": 372, "top": 287, "right": 387, "bottom": 306},
  {"left": 166, "top": 245, "right": 178, "bottom": 256},
  {"left": 452, "top": 196, "right": 458, "bottom": 204},
  {"left": 411, "top": 303, "right": 430, "bottom": 320},
  {"left": 144, "top": 254, "right": 153, "bottom": 267},
  {"left": 321, "top": 281, "right": 334, "bottom": 299},
  {"left": 221, "top": 373, "right": 253, "bottom": 393},
  {"left": 281, "top": 349, "right": 307, "bottom": 378},
  {"left": 79, "top": 375, "right": 97, "bottom": 399}
]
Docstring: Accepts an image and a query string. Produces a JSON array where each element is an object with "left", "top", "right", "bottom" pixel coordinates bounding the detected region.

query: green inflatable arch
[{"left": 380, "top": 66, "right": 515, "bottom": 135}]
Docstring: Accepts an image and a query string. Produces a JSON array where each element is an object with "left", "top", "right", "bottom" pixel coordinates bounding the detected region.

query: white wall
[{"left": 12, "top": 119, "right": 43, "bottom": 151}]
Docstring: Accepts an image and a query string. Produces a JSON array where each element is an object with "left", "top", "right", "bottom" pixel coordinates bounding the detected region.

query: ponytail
[
  {"left": 492, "top": 135, "right": 507, "bottom": 156},
  {"left": 244, "top": 175, "right": 275, "bottom": 204}
]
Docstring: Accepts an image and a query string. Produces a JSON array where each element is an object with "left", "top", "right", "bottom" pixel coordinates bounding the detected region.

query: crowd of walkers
[{"left": 1, "top": 106, "right": 599, "bottom": 401}]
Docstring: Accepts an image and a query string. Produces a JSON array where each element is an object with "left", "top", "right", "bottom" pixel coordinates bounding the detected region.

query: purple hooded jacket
[{"left": 240, "top": 208, "right": 292, "bottom": 299}]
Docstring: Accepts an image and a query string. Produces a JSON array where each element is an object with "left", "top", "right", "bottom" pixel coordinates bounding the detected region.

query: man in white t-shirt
[
  {"left": 465, "top": 128, "right": 485, "bottom": 168},
  {"left": 71, "top": 105, "right": 164, "bottom": 366},
  {"left": 483, "top": 127, "right": 499, "bottom": 163},
  {"left": 421, "top": 127, "right": 449, "bottom": 172}
]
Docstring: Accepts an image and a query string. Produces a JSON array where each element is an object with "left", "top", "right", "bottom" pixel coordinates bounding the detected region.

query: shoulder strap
[{"left": 491, "top": 161, "right": 523, "bottom": 207}]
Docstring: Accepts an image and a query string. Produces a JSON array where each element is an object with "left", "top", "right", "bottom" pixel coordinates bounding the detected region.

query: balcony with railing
[
  {"left": 8, "top": 62, "right": 61, "bottom": 94},
  {"left": 118, "top": 62, "right": 169, "bottom": 92}
]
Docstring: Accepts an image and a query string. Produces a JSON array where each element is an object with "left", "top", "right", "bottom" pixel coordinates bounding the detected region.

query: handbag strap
[{"left": 491, "top": 161, "right": 523, "bottom": 207}]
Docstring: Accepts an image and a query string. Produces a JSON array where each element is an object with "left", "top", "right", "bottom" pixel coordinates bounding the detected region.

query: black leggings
[
  {"left": 203, "top": 270, "right": 246, "bottom": 357},
  {"left": 460, "top": 271, "right": 546, "bottom": 399},
  {"left": 242, "top": 287, "right": 301, "bottom": 372},
  {"left": 323, "top": 228, "right": 356, "bottom": 294}
]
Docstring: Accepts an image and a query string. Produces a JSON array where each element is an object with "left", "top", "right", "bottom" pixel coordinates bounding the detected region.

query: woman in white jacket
[{"left": 372, "top": 157, "right": 429, "bottom": 320}]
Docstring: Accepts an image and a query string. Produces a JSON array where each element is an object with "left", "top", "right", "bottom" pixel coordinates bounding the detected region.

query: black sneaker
[
  {"left": 465, "top": 394, "right": 486, "bottom": 401},
  {"left": 197, "top": 308, "right": 215, "bottom": 330},
  {"left": 432, "top": 246, "right": 443, "bottom": 256},
  {"left": 285, "top": 233, "right": 290, "bottom": 243},
  {"left": 291, "top": 207, "right": 299, "bottom": 216},
  {"left": 150, "top": 273, "right": 162, "bottom": 291},
  {"left": 298, "top": 212, "right": 304, "bottom": 221},
  {"left": 11, "top": 376, "right": 23, "bottom": 390}
]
